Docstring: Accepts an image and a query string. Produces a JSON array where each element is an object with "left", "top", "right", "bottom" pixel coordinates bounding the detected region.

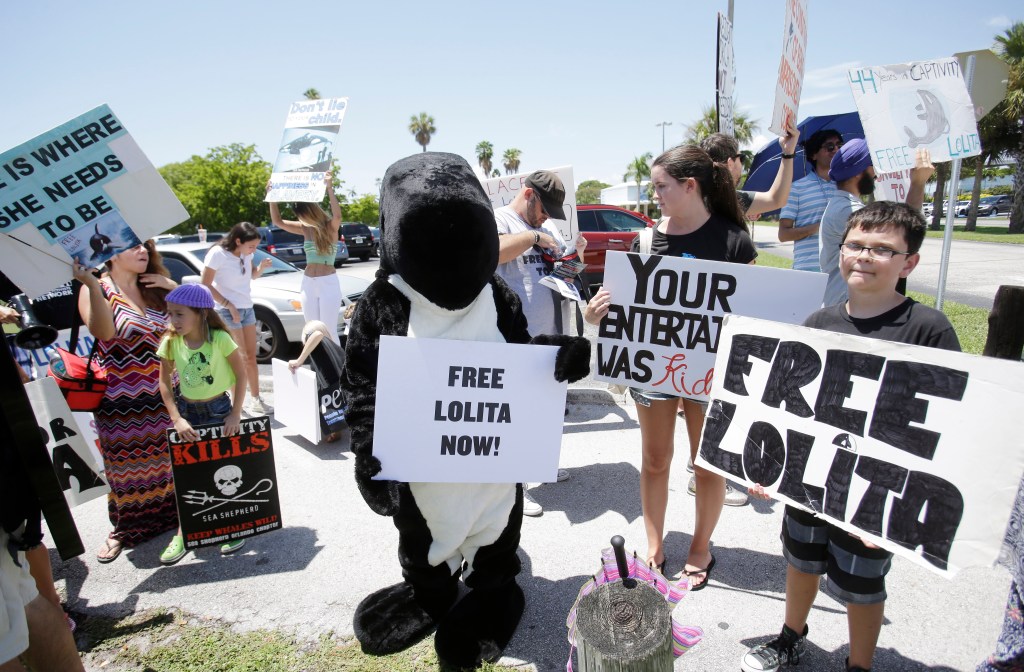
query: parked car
[
  {"left": 576, "top": 205, "right": 656, "bottom": 288},
  {"left": 368, "top": 227, "right": 381, "bottom": 257},
  {"left": 258, "top": 225, "right": 349, "bottom": 268},
  {"left": 152, "top": 232, "right": 225, "bottom": 245},
  {"left": 341, "top": 222, "right": 374, "bottom": 261},
  {"left": 153, "top": 242, "right": 369, "bottom": 363},
  {"left": 977, "top": 195, "right": 1013, "bottom": 217}
]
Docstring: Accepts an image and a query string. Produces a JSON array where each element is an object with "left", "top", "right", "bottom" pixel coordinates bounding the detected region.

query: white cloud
[
  {"left": 803, "top": 61, "right": 863, "bottom": 90},
  {"left": 744, "top": 134, "right": 772, "bottom": 152},
  {"left": 800, "top": 91, "right": 844, "bottom": 106},
  {"left": 988, "top": 15, "right": 1011, "bottom": 28}
]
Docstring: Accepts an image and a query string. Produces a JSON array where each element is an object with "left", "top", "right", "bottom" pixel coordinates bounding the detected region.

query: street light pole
[{"left": 656, "top": 122, "right": 673, "bottom": 153}]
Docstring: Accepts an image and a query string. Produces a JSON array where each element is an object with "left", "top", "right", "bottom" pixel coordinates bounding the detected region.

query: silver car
[{"left": 155, "top": 242, "right": 368, "bottom": 363}]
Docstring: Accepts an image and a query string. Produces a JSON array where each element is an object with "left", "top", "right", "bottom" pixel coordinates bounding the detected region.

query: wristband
[
  {"left": 533, "top": 231, "right": 540, "bottom": 245},
  {"left": 781, "top": 153, "right": 795, "bottom": 159}
]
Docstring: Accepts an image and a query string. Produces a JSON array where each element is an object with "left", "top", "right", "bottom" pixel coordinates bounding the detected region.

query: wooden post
[
  {"left": 983, "top": 285, "right": 1024, "bottom": 360},
  {"left": 575, "top": 580, "right": 673, "bottom": 671}
]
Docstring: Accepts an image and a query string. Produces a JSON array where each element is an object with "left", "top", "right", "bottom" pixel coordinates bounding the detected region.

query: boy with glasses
[
  {"left": 741, "top": 201, "right": 960, "bottom": 672},
  {"left": 778, "top": 129, "right": 844, "bottom": 272}
]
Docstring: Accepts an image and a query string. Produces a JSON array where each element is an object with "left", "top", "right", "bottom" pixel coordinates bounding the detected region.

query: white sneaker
[
  {"left": 522, "top": 489, "right": 543, "bottom": 517},
  {"left": 244, "top": 396, "right": 274, "bottom": 416},
  {"left": 556, "top": 469, "right": 570, "bottom": 482},
  {"left": 687, "top": 476, "right": 749, "bottom": 506}
]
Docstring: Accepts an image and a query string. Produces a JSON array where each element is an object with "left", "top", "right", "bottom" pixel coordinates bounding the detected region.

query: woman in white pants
[{"left": 268, "top": 172, "right": 343, "bottom": 343}]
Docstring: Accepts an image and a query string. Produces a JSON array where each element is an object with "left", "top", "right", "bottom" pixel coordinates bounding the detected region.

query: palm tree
[
  {"left": 685, "top": 104, "right": 759, "bottom": 153},
  {"left": 502, "top": 148, "right": 521, "bottom": 175},
  {"left": 964, "top": 105, "right": 1021, "bottom": 230},
  {"left": 624, "top": 153, "right": 653, "bottom": 216},
  {"left": 475, "top": 141, "right": 494, "bottom": 177},
  {"left": 303, "top": 88, "right": 321, "bottom": 100},
  {"left": 994, "top": 22, "right": 1024, "bottom": 233},
  {"left": 491, "top": 169, "right": 501, "bottom": 178},
  {"left": 409, "top": 113, "right": 436, "bottom": 152}
]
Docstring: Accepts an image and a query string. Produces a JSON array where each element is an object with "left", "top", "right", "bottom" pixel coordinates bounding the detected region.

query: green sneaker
[
  {"left": 220, "top": 538, "right": 246, "bottom": 555},
  {"left": 160, "top": 535, "right": 186, "bottom": 565}
]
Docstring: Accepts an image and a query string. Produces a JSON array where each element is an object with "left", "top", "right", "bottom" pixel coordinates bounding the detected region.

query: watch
[
  {"left": 533, "top": 231, "right": 540, "bottom": 245},
  {"left": 781, "top": 153, "right": 795, "bottom": 159}
]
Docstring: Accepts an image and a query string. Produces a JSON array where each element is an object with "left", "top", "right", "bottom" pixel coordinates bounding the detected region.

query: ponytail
[{"left": 708, "top": 162, "right": 748, "bottom": 233}]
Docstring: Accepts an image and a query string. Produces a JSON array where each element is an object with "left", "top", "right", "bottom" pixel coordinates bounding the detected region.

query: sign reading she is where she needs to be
[
  {"left": 595, "top": 251, "right": 825, "bottom": 401},
  {"left": 373, "top": 336, "right": 566, "bottom": 483},
  {"left": 697, "top": 315, "right": 1024, "bottom": 578},
  {"left": 0, "top": 105, "right": 188, "bottom": 298},
  {"left": 480, "top": 166, "right": 577, "bottom": 242},
  {"left": 850, "top": 58, "right": 981, "bottom": 174},
  {"left": 266, "top": 97, "right": 349, "bottom": 203},
  {"left": 769, "top": 0, "right": 808, "bottom": 135},
  {"left": 167, "top": 416, "right": 282, "bottom": 549}
]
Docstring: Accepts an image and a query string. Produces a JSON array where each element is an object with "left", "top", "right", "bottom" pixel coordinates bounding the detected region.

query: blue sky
[{"left": 1, "top": 1, "right": 1019, "bottom": 198}]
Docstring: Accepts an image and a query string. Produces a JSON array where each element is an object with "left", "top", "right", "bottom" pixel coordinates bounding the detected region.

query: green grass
[
  {"left": 76, "top": 607, "right": 510, "bottom": 672},
  {"left": 755, "top": 251, "right": 988, "bottom": 354}
]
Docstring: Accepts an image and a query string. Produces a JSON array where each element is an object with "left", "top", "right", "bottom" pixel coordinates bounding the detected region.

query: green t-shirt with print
[{"left": 157, "top": 329, "right": 238, "bottom": 400}]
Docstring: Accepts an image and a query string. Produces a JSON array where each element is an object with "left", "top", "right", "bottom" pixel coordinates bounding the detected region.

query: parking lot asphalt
[{"left": 56, "top": 379, "right": 1009, "bottom": 671}]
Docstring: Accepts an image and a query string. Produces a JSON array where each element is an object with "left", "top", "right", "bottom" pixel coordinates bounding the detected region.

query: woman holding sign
[{"left": 585, "top": 145, "right": 755, "bottom": 589}]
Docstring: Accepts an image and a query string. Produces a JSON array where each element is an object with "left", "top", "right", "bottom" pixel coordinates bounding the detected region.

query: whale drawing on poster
[
  {"left": 0, "top": 105, "right": 189, "bottom": 298},
  {"left": 266, "top": 97, "right": 349, "bottom": 204}
]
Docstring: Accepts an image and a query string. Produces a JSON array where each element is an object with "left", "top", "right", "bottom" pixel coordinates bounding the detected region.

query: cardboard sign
[
  {"left": 372, "top": 336, "right": 566, "bottom": 483},
  {"left": 595, "top": 251, "right": 825, "bottom": 401},
  {"left": 167, "top": 416, "right": 283, "bottom": 549},
  {"left": 24, "top": 377, "right": 109, "bottom": 507},
  {"left": 481, "top": 166, "right": 577, "bottom": 242},
  {"left": 0, "top": 105, "right": 188, "bottom": 298},
  {"left": 769, "top": 0, "right": 808, "bottom": 135},
  {"left": 266, "top": 97, "right": 349, "bottom": 203},
  {"left": 717, "top": 12, "right": 736, "bottom": 137},
  {"left": 875, "top": 168, "right": 912, "bottom": 204},
  {"left": 271, "top": 358, "right": 321, "bottom": 444},
  {"left": 849, "top": 58, "right": 981, "bottom": 172},
  {"left": 697, "top": 315, "right": 1024, "bottom": 578}
]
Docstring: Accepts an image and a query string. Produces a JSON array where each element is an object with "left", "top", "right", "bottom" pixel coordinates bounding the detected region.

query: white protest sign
[
  {"left": 271, "top": 358, "right": 321, "bottom": 444},
  {"left": 372, "top": 336, "right": 566, "bottom": 483},
  {"left": 849, "top": 58, "right": 980, "bottom": 173},
  {"left": 596, "top": 251, "right": 825, "bottom": 401},
  {"left": 266, "top": 97, "right": 349, "bottom": 203},
  {"left": 769, "top": 0, "right": 809, "bottom": 135},
  {"left": 875, "top": 168, "right": 913, "bottom": 204},
  {"left": 0, "top": 105, "right": 188, "bottom": 298},
  {"left": 480, "top": 166, "right": 577, "bottom": 241},
  {"left": 717, "top": 12, "right": 736, "bottom": 137},
  {"left": 698, "top": 315, "right": 1024, "bottom": 578},
  {"left": 24, "top": 377, "right": 109, "bottom": 507}
]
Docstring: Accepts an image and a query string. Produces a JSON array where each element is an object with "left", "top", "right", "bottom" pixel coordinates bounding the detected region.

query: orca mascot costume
[{"left": 341, "top": 152, "right": 590, "bottom": 667}]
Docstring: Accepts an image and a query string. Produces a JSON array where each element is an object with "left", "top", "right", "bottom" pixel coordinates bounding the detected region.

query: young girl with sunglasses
[{"left": 156, "top": 283, "right": 248, "bottom": 564}]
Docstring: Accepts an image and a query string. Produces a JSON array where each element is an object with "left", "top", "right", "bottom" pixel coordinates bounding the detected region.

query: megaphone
[{"left": 10, "top": 294, "right": 58, "bottom": 350}]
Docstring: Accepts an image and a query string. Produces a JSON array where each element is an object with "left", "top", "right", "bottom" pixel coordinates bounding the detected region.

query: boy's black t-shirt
[
  {"left": 803, "top": 298, "right": 961, "bottom": 352},
  {"left": 631, "top": 214, "right": 757, "bottom": 264}
]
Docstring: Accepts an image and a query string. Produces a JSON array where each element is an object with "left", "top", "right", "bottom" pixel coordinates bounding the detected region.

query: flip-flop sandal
[
  {"left": 96, "top": 538, "right": 123, "bottom": 564},
  {"left": 648, "top": 556, "right": 668, "bottom": 574},
  {"left": 682, "top": 554, "right": 716, "bottom": 592}
]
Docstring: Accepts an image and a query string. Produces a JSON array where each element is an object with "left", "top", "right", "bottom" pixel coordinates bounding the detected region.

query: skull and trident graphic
[{"left": 182, "top": 464, "right": 274, "bottom": 516}]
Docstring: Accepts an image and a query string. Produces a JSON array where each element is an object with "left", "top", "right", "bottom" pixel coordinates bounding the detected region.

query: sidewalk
[{"left": 57, "top": 385, "right": 1008, "bottom": 671}]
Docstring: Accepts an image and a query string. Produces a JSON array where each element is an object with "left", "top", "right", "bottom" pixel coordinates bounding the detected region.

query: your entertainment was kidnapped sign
[
  {"left": 696, "top": 315, "right": 1024, "bottom": 577},
  {"left": 595, "top": 251, "right": 825, "bottom": 401}
]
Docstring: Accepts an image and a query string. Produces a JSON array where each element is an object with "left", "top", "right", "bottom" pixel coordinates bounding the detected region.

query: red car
[{"left": 576, "top": 204, "right": 655, "bottom": 289}]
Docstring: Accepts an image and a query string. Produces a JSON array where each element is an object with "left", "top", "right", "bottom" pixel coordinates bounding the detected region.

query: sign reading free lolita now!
[
  {"left": 167, "top": 416, "right": 283, "bottom": 549},
  {"left": 0, "top": 105, "right": 188, "bottom": 298},
  {"left": 697, "top": 315, "right": 1024, "bottom": 578},
  {"left": 372, "top": 336, "right": 567, "bottom": 483},
  {"left": 480, "top": 166, "right": 577, "bottom": 242},
  {"left": 849, "top": 58, "right": 980, "bottom": 173},
  {"left": 596, "top": 251, "right": 825, "bottom": 401},
  {"left": 266, "top": 97, "right": 349, "bottom": 203}
]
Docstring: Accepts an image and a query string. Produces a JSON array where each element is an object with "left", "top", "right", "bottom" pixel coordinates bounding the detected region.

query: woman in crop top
[{"left": 268, "top": 172, "right": 343, "bottom": 343}]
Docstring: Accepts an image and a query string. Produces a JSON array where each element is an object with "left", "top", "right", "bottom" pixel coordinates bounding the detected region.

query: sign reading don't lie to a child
[
  {"left": 373, "top": 336, "right": 567, "bottom": 483},
  {"left": 595, "top": 251, "right": 825, "bottom": 401}
]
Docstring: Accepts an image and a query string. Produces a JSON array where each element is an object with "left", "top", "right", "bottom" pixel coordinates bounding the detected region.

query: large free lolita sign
[
  {"left": 594, "top": 251, "right": 825, "bottom": 401},
  {"left": 0, "top": 105, "right": 188, "bottom": 298},
  {"left": 265, "top": 97, "right": 349, "bottom": 203},
  {"left": 697, "top": 315, "right": 1024, "bottom": 577},
  {"left": 167, "top": 416, "right": 283, "bottom": 549}
]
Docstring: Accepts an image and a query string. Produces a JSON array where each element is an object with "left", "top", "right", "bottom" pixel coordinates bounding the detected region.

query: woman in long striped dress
[{"left": 74, "top": 241, "right": 179, "bottom": 562}]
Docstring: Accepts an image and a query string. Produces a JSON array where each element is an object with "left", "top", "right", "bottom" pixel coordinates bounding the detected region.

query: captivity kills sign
[
  {"left": 168, "top": 416, "right": 283, "bottom": 549},
  {"left": 595, "top": 251, "right": 825, "bottom": 401},
  {"left": 697, "top": 315, "right": 1024, "bottom": 577},
  {"left": 373, "top": 336, "right": 566, "bottom": 483}
]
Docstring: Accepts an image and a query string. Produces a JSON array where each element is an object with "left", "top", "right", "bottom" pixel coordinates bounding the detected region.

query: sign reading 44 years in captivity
[
  {"left": 697, "top": 315, "right": 1024, "bottom": 578},
  {"left": 167, "top": 416, "right": 283, "bottom": 549}
]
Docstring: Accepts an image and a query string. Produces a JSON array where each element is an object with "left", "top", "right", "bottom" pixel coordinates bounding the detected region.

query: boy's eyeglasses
[{"left": 839, "top": 242, "right": 910, "bottom": 260}]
